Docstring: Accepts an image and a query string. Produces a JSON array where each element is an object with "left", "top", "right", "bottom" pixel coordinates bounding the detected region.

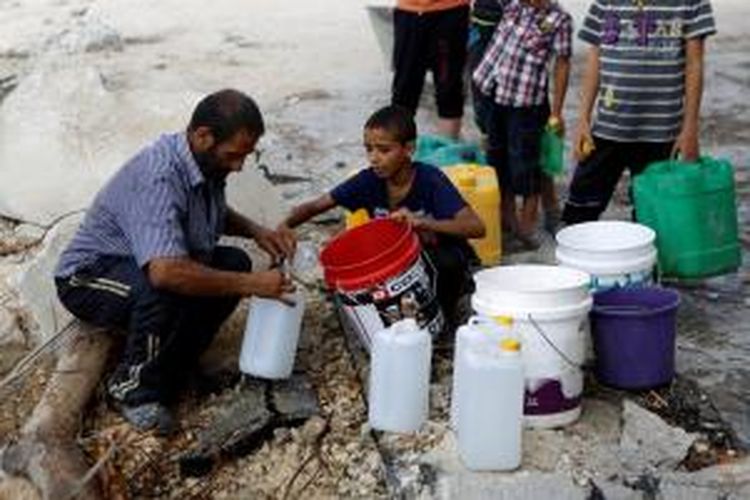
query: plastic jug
[
  {"left": 633, "top": 156, "right": 740, "bottom": 279},
  {"left": 450, "top": 315, "right": 511, "bottom": 430},
  {"left": 540, "top": 120, "right": 564, "bottom": 177},
  {"left": 443, "top": 163, "right": 501, "bottom": 265},
  {"left": 368, "top": 318, "right": 432, "bottom": 433},
  {"left": 239, "top": 290, "right": 305, "bottom": 379},
  {"left": 457, "top": 338, "right": 524, "bottom": 471}
]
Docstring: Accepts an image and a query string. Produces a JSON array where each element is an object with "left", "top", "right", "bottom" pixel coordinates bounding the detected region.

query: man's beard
[{"left": 194, "top": 149, "right": 228, "bottom": 180}]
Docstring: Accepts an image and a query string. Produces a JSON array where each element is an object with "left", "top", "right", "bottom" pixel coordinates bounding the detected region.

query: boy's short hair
[{"left": 364, "top": 105, "right": 417, "bottom": 144}]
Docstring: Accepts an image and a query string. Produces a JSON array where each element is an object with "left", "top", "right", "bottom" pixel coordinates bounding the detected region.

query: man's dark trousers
[{"left": 56, "top": 246, "right": 251, "bottom": 405}]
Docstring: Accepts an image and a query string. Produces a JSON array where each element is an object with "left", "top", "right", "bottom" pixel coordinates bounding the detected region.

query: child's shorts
[{"left": 486, "top": 103, "right": 549, "bottom": 196}]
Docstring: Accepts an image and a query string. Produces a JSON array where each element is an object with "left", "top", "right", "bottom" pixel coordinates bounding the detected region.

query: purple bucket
[{"left": 591, "top": 287, "right": 680, "bottom": 389}]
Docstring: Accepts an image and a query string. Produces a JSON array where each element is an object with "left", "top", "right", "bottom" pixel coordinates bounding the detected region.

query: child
[
  {"left": 391, "top": 0, "right": 470, "bottom": 139},
  {"left": 472, "top": 0, "right": 572, "bottom": 249},
  {"left": 562, "top": 0, "right": 716, "bottom": 224},
  {"left": 279, "top": 105, "right": 485, "bottom": 327}
]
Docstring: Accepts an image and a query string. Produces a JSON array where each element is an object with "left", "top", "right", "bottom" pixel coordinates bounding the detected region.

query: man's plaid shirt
[{"left": 473, "top": 0, "right": 572, "bottom": 107}]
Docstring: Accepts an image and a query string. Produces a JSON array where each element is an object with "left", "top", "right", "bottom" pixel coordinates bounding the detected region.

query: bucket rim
[
  {"left": 555, "top": 247, "right": 657, "bottom": 275},
  {"left": 473, "top": 264, "right": 591, "bottom": 294},
  {"left": 321, "top": 219, "right": 417, "bottom": 278},
  {"left": 592, "top": 288, "right": 681, "bottom": 317},
  {"left": 555, "top": 221, "right": 656, "bottom": 253}
]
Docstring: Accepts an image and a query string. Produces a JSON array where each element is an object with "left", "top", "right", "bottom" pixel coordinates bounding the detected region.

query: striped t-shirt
[
  {"left": 55, "top": 133, "right": 227, "bottom": 278},
  {"left": 579, "top": 0, "right": 716, "bottom": 142}
]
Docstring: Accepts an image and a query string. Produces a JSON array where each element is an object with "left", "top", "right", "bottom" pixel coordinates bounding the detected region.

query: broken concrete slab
[
  {"left": 271, "top": 374, "right": 320, "bottom": 424},
  {"left": 619, "top": 399, "right": 699, "bottom": 471},
  {"left": 179, "top": 374, "right": 321, "bottom": 478}
]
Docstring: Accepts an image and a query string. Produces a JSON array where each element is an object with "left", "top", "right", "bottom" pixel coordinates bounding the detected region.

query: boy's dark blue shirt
[{"left": 331, "top": 161, "right": 476, "bottom": 261}]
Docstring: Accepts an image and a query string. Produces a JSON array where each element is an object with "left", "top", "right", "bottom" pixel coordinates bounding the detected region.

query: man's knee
[{"left": 212, "top": 246, "right": 252, "bottom": 273}]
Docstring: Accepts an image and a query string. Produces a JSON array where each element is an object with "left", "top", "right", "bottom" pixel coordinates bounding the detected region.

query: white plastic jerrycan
[
  {"left": 457, "top": 338, "right": 524, "bottom": 471},
  {"left": 239, "top": 289, "right": 305, "bottom": 379},
  {"left": 368, "top": 318, "right": 432, "bottom": 433},
  {"left": 450, "top": 315, "right": 512, "bottom": 430}
]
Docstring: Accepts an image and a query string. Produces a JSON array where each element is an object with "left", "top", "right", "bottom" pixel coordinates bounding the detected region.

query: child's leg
[
  {"left": 428, "top": 5, "right": 469, "bottom": 139},
  {"left": 561, "top": 137, "right": 629, "bottom": 224},
  {"left": 424, "top": 245, "right": 473, "bottom": 328},
  {"left": 541, "top": 173, "right": 561, "bottom": 234},
  {"left": 505, "top": 106, "right": 545, "bottom": 239},
  {"left": 485, "top": 103, "right": 517, "bottom": 234},
  {"left": 391, "top": 8, "right": 429, "bottom": 114}
]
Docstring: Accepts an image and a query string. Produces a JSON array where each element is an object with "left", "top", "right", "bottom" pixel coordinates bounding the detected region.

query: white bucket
[
  {"left": 472, "top": 265, "right": 592, "bottom": 428},
  {"left": 555, "top": 221, "right": 657, "bottom": 291}
]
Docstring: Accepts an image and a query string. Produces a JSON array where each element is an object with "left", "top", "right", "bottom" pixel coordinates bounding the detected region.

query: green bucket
[{"left": 633, "top": 156, "right": 741, "bottom": 279}]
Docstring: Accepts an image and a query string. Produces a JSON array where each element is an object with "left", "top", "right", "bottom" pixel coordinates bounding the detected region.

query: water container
[
  {"left": 540, "top": 123, "right": 564, "bottom": 177},
  {"left": 450, "top": 315, "right": 511, "bottom": 430},
  {"left": 443, "top": 163, "right": 501, "bottom": 265},
  {"left": 368, "top": 318, "right": 432, "bottom": 433},
  {"left": 634, "top": 156, "right": 741, "bottom": 279},
  {"left": 457, "top": 338, "right": 524, "bottom": 471},
  {"left": 556, "top": 221, "right": 657, "bottom": 291},
  {"left": 239, "top": 290, "right": 305, "bottom": 379},
  {"left": 472, "top": 265, "right": 592, "bottom": 428}
]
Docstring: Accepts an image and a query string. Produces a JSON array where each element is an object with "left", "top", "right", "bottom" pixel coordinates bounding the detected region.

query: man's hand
[
  {"left": 671, "top": 125, "right": 700, "bottom": 162},
  {"left": 254, "top": 226, "right": 295, "bottom": 264},
  {"left": 249, "top": 269, "right": 296, "bottom": 299},
  {"left": 275, "top": 224, "right": 298, "bottom": 257}
]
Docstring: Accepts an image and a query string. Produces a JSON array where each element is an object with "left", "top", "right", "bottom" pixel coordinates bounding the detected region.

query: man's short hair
[
  {"left": 364, "top": 105, "right": 417, "bottom": 144},
  {"left": 188, "top": 89, "right": 265, "bottom": 144}
]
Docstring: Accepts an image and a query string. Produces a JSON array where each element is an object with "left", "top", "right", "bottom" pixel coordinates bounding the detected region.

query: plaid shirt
[{"left": 473, "top": 0, "right": 572, "bottom": 107}]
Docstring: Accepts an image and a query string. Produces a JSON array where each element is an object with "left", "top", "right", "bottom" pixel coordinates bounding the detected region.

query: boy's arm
[
  {"left": 672, "top": 37, "right": 705, "bottom": 161},
  {"left": 573, "top": 45, "right": 601, "bottom": 161},
  {"left": 550, "top": 55, "right": 571, "bottom": 130},
  {"left": 281, "top": 193, "right": 337, "bottom": 229},
  {"left": 392, "top": 206, "right": 486, "bottom": 239}
]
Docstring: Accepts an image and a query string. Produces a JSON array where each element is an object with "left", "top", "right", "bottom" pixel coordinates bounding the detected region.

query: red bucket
[
  {"left": 321, "top": 219, "right": 443, "bottom": 349},
  {"left": 321, "top": 219, "right": 421, "bottom": 290}
]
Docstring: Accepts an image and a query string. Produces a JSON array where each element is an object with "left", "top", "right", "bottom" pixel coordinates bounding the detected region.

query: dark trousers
[
  {"left": 467, "top": 19, "right": 497, "bottom": 134},
  {"left": 562, "top": 136, "right": 673, "bottom": 224},
  {"left": 392, "top": 5, "right": 469, "bottom": 118},
  {"left": 424, "top": 244, "right": 476, "bottom": 328},
  {"left": 55, "top": 246, "right": 251, "bottom": 405}
]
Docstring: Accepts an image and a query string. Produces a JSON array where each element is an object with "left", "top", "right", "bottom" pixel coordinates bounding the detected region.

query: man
[
  {"left": 55, "top": 89, "right": 295, "bottom": 434},
  {"left": 562, "top": 0, "right": 716, "bottom": 224}
]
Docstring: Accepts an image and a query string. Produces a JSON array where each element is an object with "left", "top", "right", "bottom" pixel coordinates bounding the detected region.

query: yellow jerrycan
[{"left": 444, "top": 163, "right": 501, "bottom": 266}]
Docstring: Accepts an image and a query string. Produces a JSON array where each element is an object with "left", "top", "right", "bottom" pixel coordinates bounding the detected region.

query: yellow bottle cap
[
  {"left": 548, "top": 116, "right": 561, "bottom": 127},
  {"left": 500, "top": 338, "right": 521, "bottom": 352},
  {"left": 494, "top": 316, "right": 513, "bottom": 327}
]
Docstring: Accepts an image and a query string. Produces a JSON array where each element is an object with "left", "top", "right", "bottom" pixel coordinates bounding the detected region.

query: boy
[
  {"left": 279, "top": 105, "right": 485, "bottom": 327},
  {"left": 562, "top": 0, "right": 716, "bottom": 224},
  {"left": 473, "top": 0, "right": 572, "bottom": 249},
  {"left": 468, "top": 0, "right": 562, "bottom": 238}
]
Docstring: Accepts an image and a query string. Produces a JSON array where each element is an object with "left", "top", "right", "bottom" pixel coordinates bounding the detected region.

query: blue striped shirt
[
  {"left": 56, "top": 133, "right": 227, "bottom": 278},
  {"left": 579, "top": 0, "right": 716, "bottom": 142}
]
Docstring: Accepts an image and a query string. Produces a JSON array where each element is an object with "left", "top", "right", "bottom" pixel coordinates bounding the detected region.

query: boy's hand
[
  {"left": 672, "top": 125, "right": 700, "bottom": 162},
  {"left": 390, "top": 208, "right": 428, "bottom": 230},
  {"left": 548, "top": 115, "right": 566, "bottom": 136},
  {"left": 573, "top": 120, "right": 595, "bottom": 162}
]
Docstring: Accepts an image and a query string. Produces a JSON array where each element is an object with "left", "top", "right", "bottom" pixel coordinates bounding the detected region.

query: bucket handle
[{"left": 527, "top": 314, "right": 584, "bottom": 373}]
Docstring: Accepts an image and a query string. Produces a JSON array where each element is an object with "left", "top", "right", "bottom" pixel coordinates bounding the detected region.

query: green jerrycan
[
  {"left": 540, "top": 123, "right": 564, "bottom": 177},
  {"left": 633, "top": 156, "right": 741, "bottom": 279}
]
